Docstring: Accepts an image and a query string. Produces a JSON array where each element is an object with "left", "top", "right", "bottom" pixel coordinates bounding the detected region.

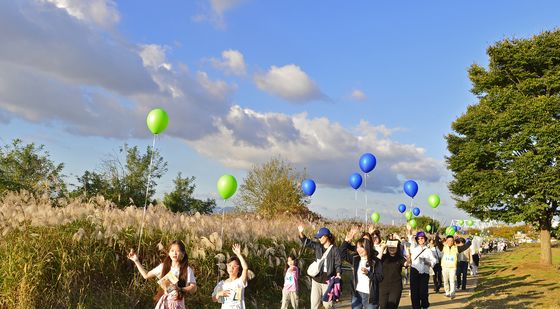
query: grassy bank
[
  {"left": 468, "top": 243, "right": 560, "bottom": 309},
  {"left": 0, "top": 192, "right": 406, "bottom": 308}
]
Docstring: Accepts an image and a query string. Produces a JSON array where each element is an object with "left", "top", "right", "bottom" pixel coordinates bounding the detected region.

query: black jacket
[
  {"left": 340, "top": 241, "right": 383, "bottom": 304},
  {"left": 299, "top": 236, "right": 342, "bottom": 283}
]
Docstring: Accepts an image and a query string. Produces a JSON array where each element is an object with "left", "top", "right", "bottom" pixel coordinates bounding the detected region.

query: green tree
[
  {"left": 0, "top": 139, "right": 65, "bottom": 197},
  {"left": 163, "top": 172, "right": 216, "bottom": 214},
  {"left": 236, "top": 158, "right": 310, "bottom": 217},
  {"left": 446, "top": 30, "right": 560, "bottom": 265},
  {"left": 413, "top": 216, "right": 441, "bottom": 234},
  {"left": 73, "top": 144, "right": 167, "bottom": 208}
]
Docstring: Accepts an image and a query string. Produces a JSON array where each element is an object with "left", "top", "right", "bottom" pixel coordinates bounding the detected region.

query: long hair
[
  {"left": 325, "top": 232, "right": 336, "bottom": 246},
  {"left": 360, "top": 232, "right": 372, "bottom": 242},
  {"left": 356, "top": 238, "right": 374, "bottom": 268},
  {"left": 161, "top": 240, "right": 189, "bottom": 289}
]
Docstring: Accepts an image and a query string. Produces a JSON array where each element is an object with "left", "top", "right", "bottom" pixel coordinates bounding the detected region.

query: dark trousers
[
  {"left": 432, "top": 263, "right": 442, "bottom": 292},
  {"left": 379, "top": 282, "right": 402, "bottom": 309},
  {"left": 410, "top": 268, "right": 430, "bottom": 309},
  {"left": 456, "top": 261, "right": 468, "bottom": 289}
]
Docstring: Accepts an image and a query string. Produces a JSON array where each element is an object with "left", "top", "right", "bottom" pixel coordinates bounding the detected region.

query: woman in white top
[
  {"left": 212, "top": 244, "right": 249, "bottom": 309},
  {"left": 128, "top": 240, "right": 197, "bottom": 309}
]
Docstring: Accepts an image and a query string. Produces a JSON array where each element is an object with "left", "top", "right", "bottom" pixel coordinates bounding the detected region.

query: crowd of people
[{"left": 127, "top": 224, "right": 491, "bottom": 309}]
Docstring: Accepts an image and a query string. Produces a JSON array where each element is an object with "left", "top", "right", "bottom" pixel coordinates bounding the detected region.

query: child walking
[
  {"left": 128, "top": 240, "right": 197, "bottom": 309},
  {"left": 212, "top": 244, "right": 249, "bottom": 309},
  {"left": 281, "top": 254, "right": 299, "bottom": 309}
]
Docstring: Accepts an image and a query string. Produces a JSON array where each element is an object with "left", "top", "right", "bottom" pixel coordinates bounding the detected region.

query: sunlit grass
[
  {"left": 468, "top": 244, "right": 560, "bottom": 309},
  {"left": 0, "top": 191, "right": 403, "bottom": 308}
]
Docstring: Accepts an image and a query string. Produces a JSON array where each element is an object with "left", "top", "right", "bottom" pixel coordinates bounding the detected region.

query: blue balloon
[
  {"left": 302, "top": 179, "right": 316, "bottom": 196},
  {"left": 349, "top": 173, "right": 363, "bottom": 190},
  {"left": 359, "top": 153, "right": 377, "bottom": 174},
  {"left": 412, "top": 207, "right": 421, "bottom": 216},
  {"left": 403, "top": 180, "right": 419, "bottom": 198},
  {"left": 453, "top": 225, "right": 459, "bottom": 232},
  {"left": 398, "top": 204, "right": 407, "bottom": 213}
]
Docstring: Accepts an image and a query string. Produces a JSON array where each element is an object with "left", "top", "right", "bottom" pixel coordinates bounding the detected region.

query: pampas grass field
[{"left": 0, "top": 191, "right": 401, "bottom": 308}]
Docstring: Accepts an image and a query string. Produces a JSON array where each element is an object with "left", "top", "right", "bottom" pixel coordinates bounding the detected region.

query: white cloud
[
  {"left": 41, "top": 0, "right": 120, "bottom": 28},
  {"left": 0, "top": 0, "right": 444, "bottom": 197},
  {"left": 350, "top": 89, "right": 367, "bottom": 101},
  {"left": 209, "top": 50, "right": 247, "bottom": 76},
  {"left": 193, "top": 0, "right": 247, "bottom": 29},
  {"left": 189, "top": 107, "right": 445, "bottom": 191},
  {"left": 0, "top": 1, "right": 156, "bottom": 96},
  {"left": 139, "top": 45, "right": 172, "bottom": 71},
  {"left": 0, "top": 1, "right": 234, "bottom": 140},
  {"left": 254, "top": 64, "right": 325, "bottom": 103}
]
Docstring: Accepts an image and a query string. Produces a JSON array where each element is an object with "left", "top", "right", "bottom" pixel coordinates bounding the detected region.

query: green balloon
[
  {"left": 458, "top": 219, "right": 464, "bottom": 226},
  {"left": 426, "top": 224, "right": 432, "bottom": 232},
  {"left": 467, "top": 219, "right": 474, "bottom": 227},
  {"left": 409, "top": 218, "right": 417, "bottom": 228},
  {"left": 428, "top": 194, "right": 440, "bottom": 208},
  {"left": 445, "top": 226, "right": 456, "bottom": 236},
  {"left": 371, "top": 212, "right": 380, "bottom": 223},
  {"left": 217, "top": 174, "right": 237, "bottom": 200},
  {"left": 146, "top": 108, "right": 169, "bottom": 134},
  {"left": 404, "top": 210, "right": 413, "bottom": 221}
]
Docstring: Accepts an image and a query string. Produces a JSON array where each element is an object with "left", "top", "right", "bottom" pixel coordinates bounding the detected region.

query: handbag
[{"left": 307, "top": 245, "right": 333, "bottom": 277}]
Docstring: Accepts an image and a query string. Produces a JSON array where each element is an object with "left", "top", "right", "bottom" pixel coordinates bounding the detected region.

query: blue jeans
[{"left": 351, "top": 292, "right": 377, "bottom": 309}]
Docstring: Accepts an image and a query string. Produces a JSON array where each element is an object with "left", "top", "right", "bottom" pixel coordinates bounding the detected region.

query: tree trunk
[{"left": 540, "top": 229, "right": 552, "bottom": 266}]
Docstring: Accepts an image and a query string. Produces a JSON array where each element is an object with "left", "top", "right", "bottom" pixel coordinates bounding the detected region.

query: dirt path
[{"left": 336, "top": 275, "right": 477, "bottom": 308}]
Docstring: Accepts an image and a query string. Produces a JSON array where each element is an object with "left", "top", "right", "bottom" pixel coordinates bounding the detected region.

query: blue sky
[{"left": 1, "top": 0, "right": 559, "bottom": 225}]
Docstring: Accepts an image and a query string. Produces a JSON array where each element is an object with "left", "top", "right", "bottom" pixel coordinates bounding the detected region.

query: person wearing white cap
[
  {"left": 407, "top": 225, "right": 437, "bottom": 309},
  {"left": 298, "top": 225, "right": 342, "bottom": 309},
  {"left": 379, "top": 239, "right": 408, "bottom": 309}
]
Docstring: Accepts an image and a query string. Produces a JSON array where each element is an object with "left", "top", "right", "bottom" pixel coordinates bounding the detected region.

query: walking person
[
  {"left": 298, "top": 225, "right": 342, "bottom": 309},
  {"left": 470, "top": 236, "right": 482, "bottom": 276},
  {"left": 341, "top": 226, "right": 383, "bottom": 309},
  {"left": 440, "top": 236, "right": 471, "bottom": 299},
  {"left": 407, "top": 225, "right": 437, "bottom": 309},
  {"left": 429, "top": 238, "right": 443, "bottom": 293},
  {"left": 379, "top": 239, "right": 408, "bottom": 309},
  {"left": 281, "top": 254, "right": 299, "bottom": 309},
  {"left": 455, "top": 238, "right": 470, "bottom": 290},
  {"left": 400, "top": 236, "right": 410, "bottom": 286},
  {"left": 211, "top": 244, "right": 249, "bottom": 309},
  {"left": 128, "top": 240, "right": 197, "bottom": 309}
]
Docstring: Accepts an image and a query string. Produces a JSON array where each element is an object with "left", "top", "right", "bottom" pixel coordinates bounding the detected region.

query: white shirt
[
  {"left": 212, "top": 277, "right": 247, "bottom": 309},
  {"left": 151, "top": 264, "right": 196, "bottom": 284},
  {"left": 150, "top": 264, "right": 196, "bottom": 296},
  {"left": 355, "top": 258, "right": 370, "bottom": 294},
  {"left": 409, "top": 236, "right": 436, "bottom": 274},
  {"left": 431, "top": 247, "right": 442, "bottom": 262}
]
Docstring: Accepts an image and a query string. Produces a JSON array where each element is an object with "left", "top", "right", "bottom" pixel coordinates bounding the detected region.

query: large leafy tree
[
  {"left": 446, "top": 30, "right": 560, "bottom": 265},
  {"left": 0, "top": 139, "right": 65, "bottom": 197},
  {"left": 163, "top": 172, "right": 216, "bottom": 214},
  {"left": 236, "top": 158, "right": 311, "bottom": 217},
  {"left": 72, "top": 144, "right": 167, "bottom": 208}
]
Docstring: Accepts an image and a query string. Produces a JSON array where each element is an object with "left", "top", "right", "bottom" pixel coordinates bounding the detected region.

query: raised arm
[
  {"left": 457, "top": 241, "right": 472, "bottom": 254},
  {"left": 232, "top": 244, "right": 249, "bottom": 285},
  {"left": 128, "top": 250, "right": 158, "bottom": 280},
  {"left": 298, "top": 225, "right": 320, "bottom": 250}
]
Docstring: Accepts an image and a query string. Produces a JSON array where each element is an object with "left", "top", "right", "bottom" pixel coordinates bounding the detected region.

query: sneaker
[
  {"left": 445, "top": 293, "right": 450, "bottom": 298},
  {"left": 450, "top": 295, "right": 455, "bottom": 299}
]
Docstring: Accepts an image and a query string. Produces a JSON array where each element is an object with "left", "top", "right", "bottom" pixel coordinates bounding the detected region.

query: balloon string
[
  {"left": 137, "top": 134, "right": 157, "bottom": 255},
  {"left": 220, "top": 200, "right": 225, "bottom": 241}
]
